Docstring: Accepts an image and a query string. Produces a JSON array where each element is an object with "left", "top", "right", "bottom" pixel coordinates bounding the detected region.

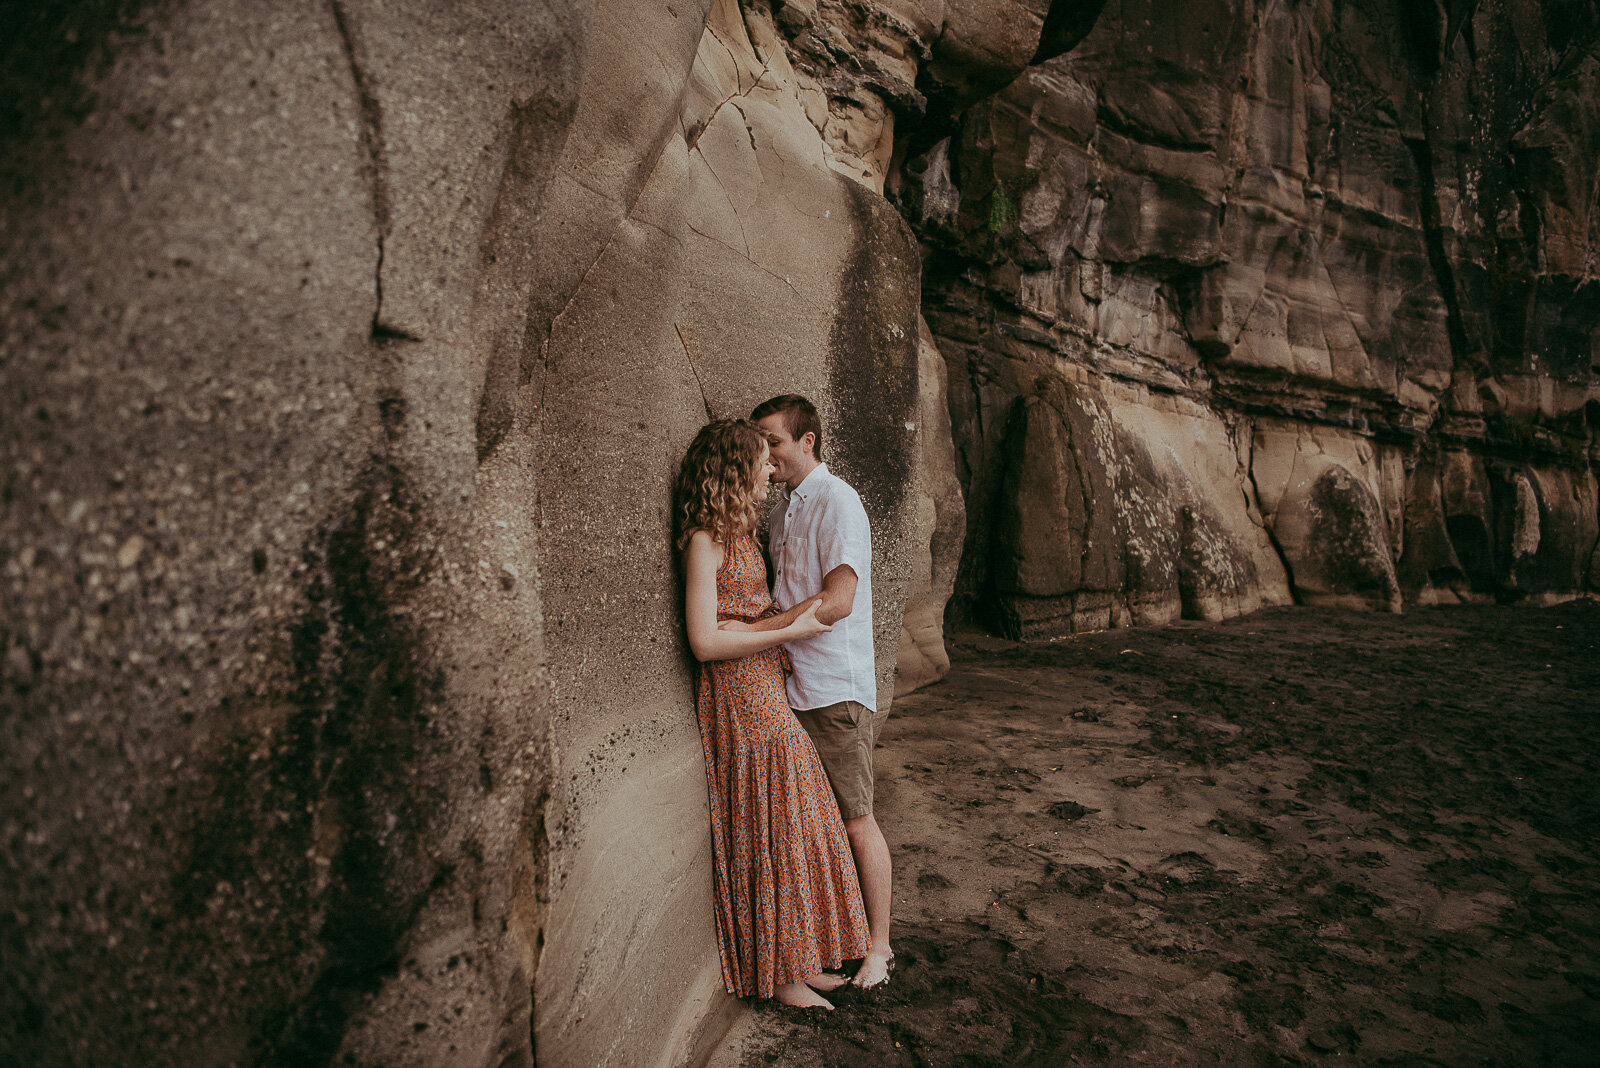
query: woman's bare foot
[
  {"left": 851, "top": 949, "right": 895, "bottom": 990},
  {"left": 804, "top": 971, "right": 850, "bottom": 993},
  {"left": 775, "top": 981, "right": 834, "bottom": 1009}
]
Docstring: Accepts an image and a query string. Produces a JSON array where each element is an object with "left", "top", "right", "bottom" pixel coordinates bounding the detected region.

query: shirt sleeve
[{"left": 815, "top": 487, "right": 872, "bottom": 585}]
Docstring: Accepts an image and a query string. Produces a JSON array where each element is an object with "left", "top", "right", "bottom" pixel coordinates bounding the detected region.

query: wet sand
[{"left": 707, "top": 602, "right": 1600, "bottom": 1066}]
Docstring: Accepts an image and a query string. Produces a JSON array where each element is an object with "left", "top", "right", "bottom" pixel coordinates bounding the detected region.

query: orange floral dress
[{"left": 696, "top": 533, "right": 872, "bottom": 997}]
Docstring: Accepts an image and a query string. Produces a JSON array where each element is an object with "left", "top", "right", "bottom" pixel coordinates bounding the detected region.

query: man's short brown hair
[{"left": 750, "top": 393, "right": 823, "bottom": 461}]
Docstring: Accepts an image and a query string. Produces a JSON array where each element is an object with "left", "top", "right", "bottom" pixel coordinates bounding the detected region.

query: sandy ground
[{"left": 705, "top": 602, "right": 1600, "bottom": 1066}]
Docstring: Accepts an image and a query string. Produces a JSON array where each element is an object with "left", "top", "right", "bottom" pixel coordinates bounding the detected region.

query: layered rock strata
[{"left": 895, "top": 0, "right": 1599, "bottom": 632}]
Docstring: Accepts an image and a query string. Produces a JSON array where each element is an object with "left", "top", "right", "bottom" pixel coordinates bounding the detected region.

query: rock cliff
[
  {"left": 524, "top": 4, "right": 921, "bottom": 1063},
  {"left": 4, "top": 3, "right": 588, "bottom": 1063},
  {"left": 2, "top": 1, "right": 1595, "bottom": 1066},
  {"left": 889, "top": 0, "right": 1600, "bottom": 631}
]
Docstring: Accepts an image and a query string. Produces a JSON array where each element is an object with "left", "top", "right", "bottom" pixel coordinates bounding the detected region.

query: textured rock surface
[
  {"left": 1, "top": 2, "right": 588, "bottom": 1064},
  {"left": 895, "top": 317, "right": 967, "bottom": 695},
  {"left": 3, "top": 1, "right": 925, "bottom": 1065},
  {"left": 526, "top": 4, "right": 920, "bottom": 1064},
  {"left": 900, "top": 0, "right": 1599, "bottom": 632}
]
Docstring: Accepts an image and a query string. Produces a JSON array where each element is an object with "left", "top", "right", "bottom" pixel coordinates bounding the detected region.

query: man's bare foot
[
  {"left": 851, "top": 950, "right": 895, "bottom": 990},
  {"left": 805, "top": 971, "right": 849, "bottom": 993},
  {"left": 775, "top": 981, "right": 834, "bottom": 1009}
]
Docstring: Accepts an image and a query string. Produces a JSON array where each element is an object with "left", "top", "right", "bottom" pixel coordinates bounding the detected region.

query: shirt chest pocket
[{"left": 774, "top": 532, "right": 810, "bottom": 580}]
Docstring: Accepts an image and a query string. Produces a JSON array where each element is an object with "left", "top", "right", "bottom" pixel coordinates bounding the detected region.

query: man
[{"left": 750, "top": 393, "right": 894, "bottom": 989}]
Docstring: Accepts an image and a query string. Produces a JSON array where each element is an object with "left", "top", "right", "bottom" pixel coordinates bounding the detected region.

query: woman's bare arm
[
  {"left": 719, "top": 594, "right": 823, "bottom": 633},
  {"left": 684, "top": 531, "right": 830, "bottom": 661},
  {"left": 722, "top": 564, "right": 856, "bottom": 631}
]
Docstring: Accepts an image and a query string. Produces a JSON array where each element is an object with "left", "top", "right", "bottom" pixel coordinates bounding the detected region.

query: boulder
[
  {"left": 1493, "top": 463, "right": 1599, "bottom": 603},
  {"left": 964, "top": 369, "right": 1287, "bottom": 638},
  {"left": 1275, "top": 465, "right": 1404, "bottom": 613},
  {"left": 1250, "top": 423, "right": 1403, "bottom": 612}
]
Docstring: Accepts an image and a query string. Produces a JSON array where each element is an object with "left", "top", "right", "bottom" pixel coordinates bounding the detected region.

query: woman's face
[{"left": 750, "top": 441, "right": 776, "bottom": 503}]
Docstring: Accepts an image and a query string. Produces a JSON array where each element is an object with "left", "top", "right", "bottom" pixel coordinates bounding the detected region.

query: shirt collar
[{"left": 788, "top": 462, "right": 828, "bottom": 502}]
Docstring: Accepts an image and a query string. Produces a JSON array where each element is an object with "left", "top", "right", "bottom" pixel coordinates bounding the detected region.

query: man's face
[{"left": 755, "top": 414, "right": 812, "bottom": 486}]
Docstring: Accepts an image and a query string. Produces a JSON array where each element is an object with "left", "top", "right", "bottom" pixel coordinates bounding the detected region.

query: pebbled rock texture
[
  {"left": 525, "top": 3, "right": 921, "bottom": 1062},
  {"left": 895, "top": 316, "right": 967, "bottom": 695},
  {"left": 1, "top": 1, "right": 588, "bottom": 1064}
]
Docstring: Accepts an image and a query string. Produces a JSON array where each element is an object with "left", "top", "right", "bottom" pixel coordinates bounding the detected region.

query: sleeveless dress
[{"left": 695, "top": 533, "right": 872, "bottom": 997}]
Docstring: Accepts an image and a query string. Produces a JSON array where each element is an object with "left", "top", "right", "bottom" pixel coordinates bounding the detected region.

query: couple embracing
[{"left": 674, "top": 395, "right": 894, "bottom": 1009}]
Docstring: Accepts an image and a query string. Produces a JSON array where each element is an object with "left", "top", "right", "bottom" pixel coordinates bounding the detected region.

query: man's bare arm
[
  {"left": 719, "top": 594, "right": 822, "bottom": 632},
  {"left": 721, "top": 565, "right": 857, "bottom": 632},
  {"left": 814, "top": 564, "right": 858, "bottom": 626}
]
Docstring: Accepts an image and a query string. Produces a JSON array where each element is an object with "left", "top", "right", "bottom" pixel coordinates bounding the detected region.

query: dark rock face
[
  {"left": 1283, "top": 465, "right": 1404, "bottom": 612},
  {"left": 2, "top": 1, "right": 586, "bottom": 1063},
  {"left": 1, "top": 1, "right": 930, "bottom": 1063},
  {"left": 899, "top": 0, "right": 1600, "bottom": 629}
]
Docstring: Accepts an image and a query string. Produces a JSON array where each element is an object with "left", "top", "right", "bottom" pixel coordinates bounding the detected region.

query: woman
[{"left": 676, "top": 418, "right": 872, "bottom": 1009}]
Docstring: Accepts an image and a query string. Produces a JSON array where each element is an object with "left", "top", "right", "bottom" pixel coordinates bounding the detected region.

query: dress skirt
[{"left": 695, "top": 534, "right": 871, "bottom": 996}]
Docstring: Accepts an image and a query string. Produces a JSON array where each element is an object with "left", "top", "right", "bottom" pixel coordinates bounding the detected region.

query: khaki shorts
[{"left": 792, "top": 700, "right": 887, "bottom": 821}]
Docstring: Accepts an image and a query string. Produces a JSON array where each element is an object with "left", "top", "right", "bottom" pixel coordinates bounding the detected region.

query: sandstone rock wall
[
  {"left": 895, "top": 316, "right": 967, "bottom": 695},
  {"left": 526, "top": 3, "right": 921, "bottom": 1063},
  {"left": 892, "top": 0, "right": 1599, "bottom": 634},
  {"left": 2, "top": 1, "right": 928, "bottom": 1065},
  {"left": 3, "top": 2, "right": 588, "bottom": 1063}
]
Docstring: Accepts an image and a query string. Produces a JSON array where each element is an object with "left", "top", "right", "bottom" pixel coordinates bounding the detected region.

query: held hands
[{"left": 786, "top": 598, "right": 831, "bottom": 642}]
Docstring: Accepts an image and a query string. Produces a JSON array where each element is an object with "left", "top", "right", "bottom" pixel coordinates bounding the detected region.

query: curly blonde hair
[{"left": 674, "top": 418, "right": 765, "bottom": 549}]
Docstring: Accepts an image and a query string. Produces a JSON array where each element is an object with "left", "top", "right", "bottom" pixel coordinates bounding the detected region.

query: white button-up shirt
[{"left": 769, "top": 463, "right": 876, "bottom": 712}]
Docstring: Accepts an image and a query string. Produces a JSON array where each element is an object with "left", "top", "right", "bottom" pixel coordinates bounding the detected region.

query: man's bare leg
[{"left": 844, "top": 812, "right": 893, "bottom": 987}]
